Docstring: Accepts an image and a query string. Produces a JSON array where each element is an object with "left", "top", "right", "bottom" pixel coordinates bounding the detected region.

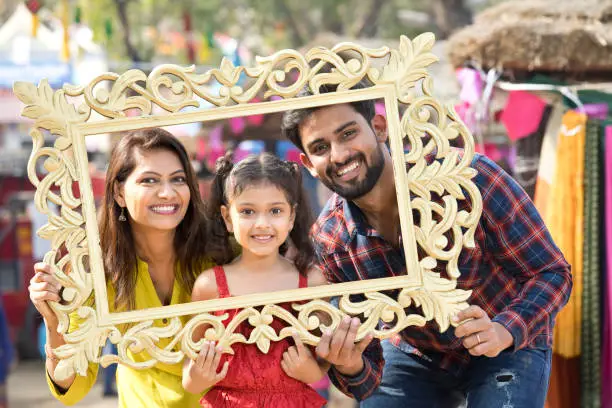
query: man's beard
[{"left": 321, "top": 145, "right": 385, "bottom": 201}]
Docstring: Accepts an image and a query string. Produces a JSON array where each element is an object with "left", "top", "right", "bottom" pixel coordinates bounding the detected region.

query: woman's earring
[{"left": 119, "top": 207, "right": 127, "bottom": 222}]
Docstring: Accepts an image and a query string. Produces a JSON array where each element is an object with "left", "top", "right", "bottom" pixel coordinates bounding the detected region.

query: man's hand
[
  {"left": 453, "top": 305, "right": 514, "bottom": 357},
  {"left": 316, "top": 316, "right": 373, "bottom": 376}
]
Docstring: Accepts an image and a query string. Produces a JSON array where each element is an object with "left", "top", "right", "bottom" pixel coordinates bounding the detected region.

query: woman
[{"left": 28, "top": 128, "right": 215, "bottom": 407}]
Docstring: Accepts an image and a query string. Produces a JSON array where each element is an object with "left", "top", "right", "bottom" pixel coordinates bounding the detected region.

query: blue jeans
[
  {"left": 101, "top": 341, "right": 118, "bottom": 396},
  {"left": 361, "top": 340, "right": 552, "bottom": 408}
]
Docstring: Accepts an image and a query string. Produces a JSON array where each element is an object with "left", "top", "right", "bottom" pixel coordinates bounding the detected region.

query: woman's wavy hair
[{"left": 98, "top": 128, "right": 209, "bottom": 310}]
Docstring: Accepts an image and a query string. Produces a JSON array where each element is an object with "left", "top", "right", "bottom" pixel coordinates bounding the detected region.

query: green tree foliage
[{"left": 0, "top": 0, "right": 509, "bottom": 64}]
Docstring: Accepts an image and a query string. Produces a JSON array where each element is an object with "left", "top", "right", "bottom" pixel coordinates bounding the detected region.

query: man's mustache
[{"left": 326, "top": 154, "right": 364, "bottom": 178}]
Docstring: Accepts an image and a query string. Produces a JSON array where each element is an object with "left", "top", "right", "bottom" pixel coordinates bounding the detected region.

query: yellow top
[{"left": 46, "top": 258, "right": 214, "bottom": 407}]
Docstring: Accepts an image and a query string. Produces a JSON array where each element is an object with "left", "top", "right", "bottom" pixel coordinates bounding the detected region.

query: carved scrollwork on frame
[{"left": 14, "top": 32, "right": 482, "bottom": 379}]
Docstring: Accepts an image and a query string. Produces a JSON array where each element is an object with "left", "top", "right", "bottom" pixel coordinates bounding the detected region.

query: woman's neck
[{"left": 132, "top": 225, "right": 176, "bottom": 268}]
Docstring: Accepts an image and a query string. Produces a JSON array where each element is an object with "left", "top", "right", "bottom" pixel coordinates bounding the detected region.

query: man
[{"left": 281, "top": 84, "right": 572, "bottom": 407}]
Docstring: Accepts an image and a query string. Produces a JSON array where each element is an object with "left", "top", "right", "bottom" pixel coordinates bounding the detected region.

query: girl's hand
[
  {"left": 281, "top": 333, "right": 328, "bottom": 384},
  {"left": 28, "top": 263, "right": 62, "bottom": 325},
  {"left": 184, "top": 341, "right": 229, "bottom": 394}
]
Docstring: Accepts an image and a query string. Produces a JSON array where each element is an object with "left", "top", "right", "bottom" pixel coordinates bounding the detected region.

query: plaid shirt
[{"left": 312, "top": 153, "right": 572, "bottom": 400}]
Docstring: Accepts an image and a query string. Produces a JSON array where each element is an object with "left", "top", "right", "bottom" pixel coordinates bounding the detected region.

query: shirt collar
[{"left": 340, "top": 196, "right": 381, "bottom": 240}]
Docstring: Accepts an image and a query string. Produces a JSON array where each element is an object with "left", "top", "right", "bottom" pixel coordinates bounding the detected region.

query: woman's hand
[
  {"left": 30, "top": 263, "right": 75, "bottom": 390},
  {"left": 29, "top": 263, "right": 62, "bottom": 325},
  {"left": 281, "top": 333, "right": 328, "bottom": 384},
  {"left": 183, "top": 341, "right": 229, "bottom": 394}
]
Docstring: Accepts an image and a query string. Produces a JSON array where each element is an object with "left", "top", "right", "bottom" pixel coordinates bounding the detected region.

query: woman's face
[{"left": 115, "top": 149, "right": 191, "bottom": 234}]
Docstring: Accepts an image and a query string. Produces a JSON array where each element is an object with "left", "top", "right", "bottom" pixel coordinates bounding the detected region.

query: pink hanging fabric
[{"left": 500, "top": 91, "right": 547, "bottom": 141}]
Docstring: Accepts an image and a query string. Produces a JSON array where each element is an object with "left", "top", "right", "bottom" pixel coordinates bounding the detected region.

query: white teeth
[
  {"left": 253, "top": 235, "right": 272, "bottom": 240},
  {"left": 151, "top": 205, "right": 177, "bottom": 213},
  {"left": 337, "top": 160, "right": 360, "bottom": 176}
]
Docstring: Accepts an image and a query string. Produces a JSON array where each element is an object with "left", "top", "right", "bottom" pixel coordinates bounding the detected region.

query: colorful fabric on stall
[
  {"left": 583, "top": 103, "right": 609, "bottom": 120},
  {"left": 454, "top": 67, "right": 483, "bottom": 133},
  {"left": 534, "top": 103, "right": 565, "bottom": 217},
  {"left": 601, "top": 123, "right": 612, "bottom": 408},
  {"left": 581, "top": 120, "right": 602, "bottom": 408},
  {"left": 513, "top": 105, "right": 552, "bottom": 198},
  {"left": 547, "top": 355, "right": 581, "bottom": 408},
  {"left": 546, "top": 110, "right": 587, "bottom": 358},
  {"left": 500, "top": 91, "right": 548, "bottom": 141}
]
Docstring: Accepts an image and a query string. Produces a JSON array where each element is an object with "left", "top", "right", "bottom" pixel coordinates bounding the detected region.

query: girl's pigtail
[
  {"left": 206, "top": 151, "right": 236, "bottom": 264},
  {"left": 285, "top": 161, "right": 315, "bottom": 276}
]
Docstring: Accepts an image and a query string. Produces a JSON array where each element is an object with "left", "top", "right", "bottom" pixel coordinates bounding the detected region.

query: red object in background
[
  {"left": 500, "top": 91, "right": 547, "bottom": 141},
  {"left": 0, "top": 177, "right": 35, "bottom": 207},
  {"left": 25, "top": 0, "right": 42, "bottom": 14},
  {"left": 199, "top": 178, "right": 213, "bottom": 201},
  {"left": 246, "top": 98, "right": 265, "bottom": 126},
  {"left": 0, "top": 175, "right": 41, "bottom": 347},
  {"left": 0, "top": 172, "right": 106, "bottom": 350},
  {"left": 0, "top": 216, "right": 35, "bottom": 344},
  {"left": 71, "top": 173, "right": 106, "bottom": 201},
  {"left": 183, "top": 11, "right": 196, "bottom": 64},
  {"left": 481, "top": 142, "right": 505, "bottom": 163},
  {"left": 285, "top": 148, "right": 301, "bottom": 163}
]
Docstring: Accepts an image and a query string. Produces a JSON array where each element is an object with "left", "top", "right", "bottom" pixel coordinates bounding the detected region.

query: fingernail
[
  {"left": 452, "top": 315, "right": 459, "bottom": 323},
  {"left": 352, "top": 317, "right": 360, "bottom": 325},
  {"left": 343, "top": 316, "right": 351, "bottom": 323}
]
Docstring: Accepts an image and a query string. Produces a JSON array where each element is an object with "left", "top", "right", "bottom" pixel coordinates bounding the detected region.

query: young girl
[{"left": 182, "top": 153, "right": 328, "bottom": 408}]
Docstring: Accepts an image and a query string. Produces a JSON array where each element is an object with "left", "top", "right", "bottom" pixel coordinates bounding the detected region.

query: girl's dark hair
[
  {"left": 98, "top": 127, "right": 209, "bottom": 311},
  {"left": 207, "top": 152, "right": 315, "bottom": 275}
]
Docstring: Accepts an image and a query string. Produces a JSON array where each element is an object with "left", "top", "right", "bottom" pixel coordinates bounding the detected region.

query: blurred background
[{"left": 1, "top": 0, "right": 612, "bottom": 407}]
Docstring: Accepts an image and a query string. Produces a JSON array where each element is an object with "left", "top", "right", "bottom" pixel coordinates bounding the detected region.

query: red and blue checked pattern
[{"left": 313, "top": 153, "right": 572, "bottom": 400}]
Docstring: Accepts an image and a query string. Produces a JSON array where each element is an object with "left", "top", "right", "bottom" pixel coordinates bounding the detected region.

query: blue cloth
[
  {"left": 38, "top": 322, "right": 46, "bottom": 358},
  {"left": 360, "top": 340, "right": 552, "bottom": 408},
  {"left": 0, "top": 298, "right": 13, "bottom": 383},
  {"left": 101, "top": 340, "right": 118, "bottom": 395}
]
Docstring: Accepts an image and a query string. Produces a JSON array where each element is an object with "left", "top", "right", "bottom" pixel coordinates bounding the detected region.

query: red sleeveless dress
[{"left": 199, "top": 266, "right": 327, "bottom": 408}]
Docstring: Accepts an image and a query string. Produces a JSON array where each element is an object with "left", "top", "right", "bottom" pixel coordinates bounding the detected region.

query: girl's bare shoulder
[
  {"left": 307, "top": 265, "right": 329, "bottom": 288},
  {"left": 192, "top": 268, "right": 219, "bottom": 301}
]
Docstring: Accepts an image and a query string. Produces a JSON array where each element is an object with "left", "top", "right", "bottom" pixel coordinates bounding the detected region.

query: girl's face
[
  {"left": 221, "top": 182, "right": 295, "bottom": 257},
  {"left": 114, "top": 149, "right": 191, "bottom": 234}
]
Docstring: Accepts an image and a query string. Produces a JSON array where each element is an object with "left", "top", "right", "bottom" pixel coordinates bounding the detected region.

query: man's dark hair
[{"left": 281, "top": 81, "right": 376, "bottom": 152}]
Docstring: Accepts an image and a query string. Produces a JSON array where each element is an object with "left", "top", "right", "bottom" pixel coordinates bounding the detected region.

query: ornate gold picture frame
[{"left": 14, "top": 33, "right": 482, "bottom": 380}]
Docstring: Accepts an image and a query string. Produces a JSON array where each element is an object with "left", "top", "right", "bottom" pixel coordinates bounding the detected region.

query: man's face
[{"left": 298, "top": 104, "right": 387, "bottom": 200}]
